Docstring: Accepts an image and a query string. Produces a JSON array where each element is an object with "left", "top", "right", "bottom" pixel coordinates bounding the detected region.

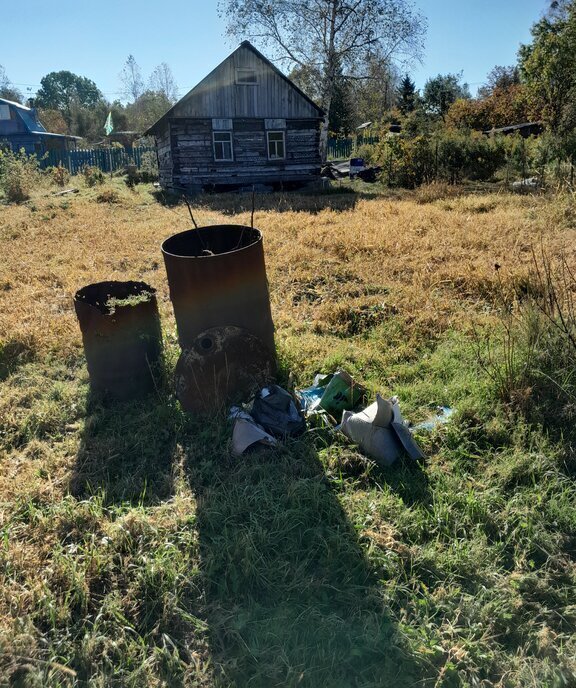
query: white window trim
[
  {"left": 267, "top": 130, "right": 285, "bottom": 160},
  {"left": 212, "top": 131, "right": 234, "bottom": 162},
  {"left": 235, "top": 68, "right": 258, "bottom": 85}
]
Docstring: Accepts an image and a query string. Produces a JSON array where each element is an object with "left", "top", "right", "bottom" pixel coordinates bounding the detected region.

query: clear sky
[{"left": 2, "top": 0, "right": 547, "bottom": 102}]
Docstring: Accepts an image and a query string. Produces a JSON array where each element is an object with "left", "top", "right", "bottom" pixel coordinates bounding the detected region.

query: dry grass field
[{"left": 1, "top": 178, "right": 575, "bottom": 687}]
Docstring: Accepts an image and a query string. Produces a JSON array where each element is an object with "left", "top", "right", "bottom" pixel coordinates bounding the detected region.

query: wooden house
[
  {"left": 0, "top": 98, "right": 79, "bottom": 155},
  {"left": 145, "top": 42, "right": 325, "bottom": 192}
]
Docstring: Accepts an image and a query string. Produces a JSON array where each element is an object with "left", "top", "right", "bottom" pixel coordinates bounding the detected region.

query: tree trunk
[
  {"left": 319, "top": 97, "right": 332, "bottom": 164},
  {"left": 319, "top": 0, "right": 339, "bottom": 164}
]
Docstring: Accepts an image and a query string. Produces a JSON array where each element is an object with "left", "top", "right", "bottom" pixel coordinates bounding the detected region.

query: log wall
[{"left": 157, "top": 117, "right": 321, "bottom": 189}]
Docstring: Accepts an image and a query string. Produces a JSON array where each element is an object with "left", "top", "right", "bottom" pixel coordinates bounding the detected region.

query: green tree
[
  {"left": 70, "top": 101, "right": 129, "bottom": 141},
  {"left": 36, "top": 71, "right": 103, "bottom": 125},
  {"left": 477, "top": 65, "right": 520, "bottom": 98},
  {"left": 353, "top": 55, "right": 399, "bottom": 124},
  {"left": 219, "top": 0, "right": 426, "bottom": 160},
  {"left": 423, "top": 72, "right": 471, "bottom": 120},
  {"left": 396, "top": 74, "right": 417, "bottom": 114},
  {"left": 518, "top": 1, "right": 576, "bottom": 132},
  {"left": 125, "top": 91, "right": 172, "bottom": 132},
  {"left": 290, "top": 63, "right": 356, "bottom": 134}
]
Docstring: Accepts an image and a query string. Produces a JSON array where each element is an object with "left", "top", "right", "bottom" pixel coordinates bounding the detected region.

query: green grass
[{"left": 1, "top": 317, "right": 575, "bottom": 687}]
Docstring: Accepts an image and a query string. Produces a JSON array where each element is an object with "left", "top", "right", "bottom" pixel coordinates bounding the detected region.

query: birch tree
[
  {"left": 149, "top": 63, "right": 179, "bottom": 103},
  {"left": 119, "top": 55, "right": 144, "bottom": 102},
  {"left": 219, "top": 0, "right": 425, "bottom": 160}
]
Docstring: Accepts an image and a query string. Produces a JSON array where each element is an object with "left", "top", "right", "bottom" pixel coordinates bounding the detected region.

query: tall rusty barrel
[
  {"left": 161, "top": 225, "right": 275, "bottom": 412},
  {"left": 161, "top": 225, "right": 275, "bottom": 354},
  {"left": 74, "top": 281, "right": 162, "bottom": 399}
]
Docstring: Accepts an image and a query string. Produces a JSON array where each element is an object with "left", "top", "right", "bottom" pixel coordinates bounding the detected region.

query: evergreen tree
[{"left": 396, "top": 74, "right": 417, "bottom": 114}]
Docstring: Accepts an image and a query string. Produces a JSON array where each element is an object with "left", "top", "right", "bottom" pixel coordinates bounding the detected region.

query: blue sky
[{"left": 2, "top": 0, "right": 546, "bottom": 101}]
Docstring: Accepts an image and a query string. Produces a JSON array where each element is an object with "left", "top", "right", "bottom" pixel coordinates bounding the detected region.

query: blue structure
[{"left": 0, "top": 97, "right": 80, "bottom": 154}]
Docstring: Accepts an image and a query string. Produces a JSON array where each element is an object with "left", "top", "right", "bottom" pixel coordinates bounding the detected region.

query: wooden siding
[
  {"left": 156, "top": 126, "right": 173, "bottom": 188},
  {"left": 160, "top": 117, "right": 321, "bottom": 189},
  {"left": 172, "top": 45, "right": 322, "bottom": 120}
]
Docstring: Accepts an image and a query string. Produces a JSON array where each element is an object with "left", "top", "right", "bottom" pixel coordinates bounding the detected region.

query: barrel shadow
[
  {"left": 69, "top": 389, "right": 178, "bottom": 505},
  {"left": 184, "top": 430, "right": 426, "bottom": 687}
]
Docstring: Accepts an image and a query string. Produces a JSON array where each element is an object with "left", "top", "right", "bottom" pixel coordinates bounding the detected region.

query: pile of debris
[{"left": 230, "top": 369, "right": 452, "bottom": 468}]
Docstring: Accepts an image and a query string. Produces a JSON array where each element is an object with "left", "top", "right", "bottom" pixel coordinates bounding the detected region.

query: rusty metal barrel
[
  {"left": 161, "top": 225, "right": 275, "bottom": 353},
  {"left": 161, "top": 225, "right": 276, "bottom": 412},
  {"left": 74, "top": 281, "right": 162, "bottom": 399}
]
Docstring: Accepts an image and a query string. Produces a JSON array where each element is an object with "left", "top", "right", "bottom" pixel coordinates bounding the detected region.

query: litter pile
[{"left": 229, "top": 368, "right": 452, "bottom": 468}]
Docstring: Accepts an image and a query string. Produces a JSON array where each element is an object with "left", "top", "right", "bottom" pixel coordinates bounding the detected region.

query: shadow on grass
[
  {"left": 152, "top": 187, "right": 382, "bottom": 216},
  {"left": 184, "top": 428, "right": 428, "bottom": 687},
  {"left": 69, "top": 390, "right": 179, "bottom": 505}
]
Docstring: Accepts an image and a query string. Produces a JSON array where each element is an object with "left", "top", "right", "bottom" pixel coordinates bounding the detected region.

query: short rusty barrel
[
  {"left": 161, "top": 225, "right": 275, "bottom": 354},
  {"left": 74, "top": 281, "right": 162, "bottom": 399}
]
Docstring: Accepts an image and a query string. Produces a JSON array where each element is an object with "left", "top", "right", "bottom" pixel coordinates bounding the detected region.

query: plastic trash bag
[
  {"left": 230, "top": 407, "right": 277, "bottom": 456},
  {"left": 251, "top": 385, "right": 306, "bottom": 437},
  {"left": 341, "top": 394, "right": 425, "bottom": 467}
]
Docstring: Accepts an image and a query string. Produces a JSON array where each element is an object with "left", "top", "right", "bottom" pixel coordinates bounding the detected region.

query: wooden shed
[{"left": 145, "top": 41, "right": 325, "bottom": 192}]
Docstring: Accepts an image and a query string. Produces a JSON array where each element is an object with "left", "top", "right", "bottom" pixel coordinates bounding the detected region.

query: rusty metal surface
[
  {"left": 74, "top": 281, "right": 162, "bottom": 399},
  {"left": 161, "top": 225, "right": 275, "bottom": 354},
  {"left": 175, "top": 325, "right": 275, "bottom": 413}
]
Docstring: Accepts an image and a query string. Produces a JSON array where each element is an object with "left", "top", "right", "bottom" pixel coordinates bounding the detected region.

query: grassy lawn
[{"left": 1, "top": 178, "right": 575, "bottom": 686}]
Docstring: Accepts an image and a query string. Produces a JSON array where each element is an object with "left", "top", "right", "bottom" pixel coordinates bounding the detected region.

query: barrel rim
[
  {"left": 74, "top": 280, "right": 157, "bottom": 315},
  {"left": 161, "top": 224, "right": 262, "bottom": 260}
]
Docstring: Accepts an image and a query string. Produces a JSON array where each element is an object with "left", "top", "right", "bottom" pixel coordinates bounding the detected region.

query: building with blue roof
[{"left": 0, "top": 98, "right": 80, "bottom": 154}]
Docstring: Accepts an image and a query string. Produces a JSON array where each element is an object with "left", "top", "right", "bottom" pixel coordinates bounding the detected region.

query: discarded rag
[{"left": 251, "top": 385, "right": 306, "bottom": 437}]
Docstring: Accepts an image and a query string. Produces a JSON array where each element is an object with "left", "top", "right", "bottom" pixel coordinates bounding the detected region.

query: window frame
[
  {"left": 212, "top": 130, "right": 234, "bottom": 162},
  {"left": 267, "top": 130, "right": 286, "bottom": 160},
  {"left": 235, "top": 68, "right": 258, "bottom": 85}
]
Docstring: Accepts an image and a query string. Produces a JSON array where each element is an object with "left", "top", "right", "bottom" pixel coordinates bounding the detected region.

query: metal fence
[
  {"left": 327, "top": 136, "right": 380, "bottom": 160},
  {"left": 39, "top": 146, "right": 156, "bottom": 174}
]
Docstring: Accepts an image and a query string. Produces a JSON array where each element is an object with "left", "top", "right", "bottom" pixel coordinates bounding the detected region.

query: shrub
[
  {"left": 140, "top": 151, "right": 159, "bottom": 180},
  {"left": 373, "top": 131, "right": 506, "bottom": 187},
  {"left": 478, "top": 250, "right": 576, "bottom": 431},
  {"left": 50, "top": 164, "right": 70, "bottom": 188},
  {"left": 354, "top": 144, "right": 377, "bottom": 165},
  {"left": 83, "top": 165, "right": 104, "bottom": 187},
  {"left": 0, "top": 148, "right": 40, "bottom": 203}
]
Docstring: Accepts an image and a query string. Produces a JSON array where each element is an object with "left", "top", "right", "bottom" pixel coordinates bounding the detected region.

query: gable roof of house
[
  {"left": 144, "top": 41, "right": 324, "bottom": 135},
  {"left": 0, "top": 97, "right": 79, "bottom": 139}
]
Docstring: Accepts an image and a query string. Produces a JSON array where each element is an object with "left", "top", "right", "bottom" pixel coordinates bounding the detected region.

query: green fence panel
[
  {"left": 39, "top": 146, "right": 156, "bottom": 174},
  {"left": 327, "top": 136, "right": 380, "bottom": 160}
]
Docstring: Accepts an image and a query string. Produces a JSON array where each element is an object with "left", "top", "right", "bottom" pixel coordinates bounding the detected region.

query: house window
[
  {"left": 236, "top": 68, "right": 257, "bottom": 85},
  {"left": 0, "top": 104, "right": 10, "bottom": 120},
  {"left": 213, "top": 131, "right": 233, "bottom": 161},
  {"left": 267, "top": 131, "right": 285, "bottom": 160}
]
